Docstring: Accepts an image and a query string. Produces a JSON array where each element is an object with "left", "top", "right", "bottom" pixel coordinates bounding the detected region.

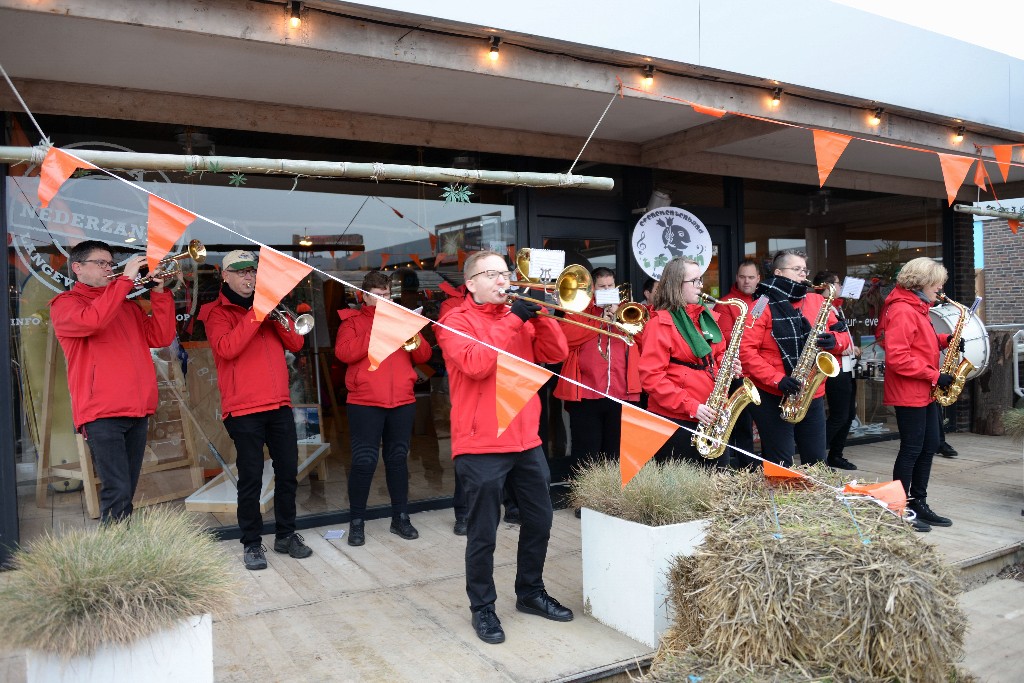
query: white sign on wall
[{"left": 631, "top": 207, "right": 712, "bottom": 279}]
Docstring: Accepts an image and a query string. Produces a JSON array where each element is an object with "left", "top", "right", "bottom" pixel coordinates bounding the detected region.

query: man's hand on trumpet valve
[{"left": 121, "top": 254, "right": 146, "bottom": 281}]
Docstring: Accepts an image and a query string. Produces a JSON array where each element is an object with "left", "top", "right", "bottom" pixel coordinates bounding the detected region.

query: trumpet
[
  {"left": 610, "top": 282, "right": 649, "bottom": 337},
  {"left": 402, "top": 335, "right": 422, "bottom": 351},
  {"left": 270, "top": 304, "right": 315, "bottom": 335},
  {"left": 108, "top": 239, "right": 206, "bottom": 287}
]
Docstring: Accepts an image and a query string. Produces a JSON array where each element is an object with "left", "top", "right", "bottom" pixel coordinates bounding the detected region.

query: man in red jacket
[
  {"left": 740, "top": 249, "right": 849, "bottom": 468},
  {"left": 435, "top": 250, "right": 572, "bottom": 645},
  {"left": 199, "top": 250, "right": 312, "bottom": 570},
  {"left": 51, "top": 240, "right": 177, "bottom": 523}
]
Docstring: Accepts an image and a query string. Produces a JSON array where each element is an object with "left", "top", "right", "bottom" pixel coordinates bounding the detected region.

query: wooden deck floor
[{"left": 2, "top": 432, "right": 1022, "bottom": 682}]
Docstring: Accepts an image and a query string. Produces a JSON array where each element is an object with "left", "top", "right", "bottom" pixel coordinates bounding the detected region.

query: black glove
[
  {"left": 778, "top": 376, "right": 802, "bottom": 396},
  {"left": 816, "top": 332, "right": 837, "bottom": 351},
  {"left": 937, "top": 373, "right": 955, "bottom": 388},
  {"left": 510, "top": 298, "right": 542, "bottom": 322},
  {"left": 830, "top": 319, "right": 848, "bottom": 333},
  {"left": 958, "top": 338, "right": 965, "bottom": 353}
]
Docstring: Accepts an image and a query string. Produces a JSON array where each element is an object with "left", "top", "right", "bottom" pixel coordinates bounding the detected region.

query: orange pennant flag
[
  {"left": 937, "top": 153, "right": 975, "bottom": 206},
  {"left": 1009, "top": 219, "right": 1020, "bottom": 235},
  {"left": 992, "top": 145, "right": 1014, "bottom": 183},
  {"left": 973, "top": 161, "right": 988, "bottom": 192},
  {"left": 619, "top": 404, "right": 678, "bottom": 487},
  {"left": 457, "top": 249, "right": 467, "bottom": 270},
  {"left": 843, "top": 480, "right": 907, "bottom": 512},
  {"left": 435, "top": 252, "right": 448, "bottom": 267},
  {"left": 763, "top": 460, "right": 805, "bottom": 481},
  {"left": 367, "top": 299, "right": 428, "bottom": 371},
  {"left": 348, "top": 251, "right": 361, "bottom": 261},
  {"left": 146, "top": 195, "right": 196, "bottom": 272},
  {"left": 253, "top": 249, "right": 313, "bottom": 322},
  {"left": 38, "top": 148, "right": 97, "bottom": 208},
  {"left": 692, "top": 104, "right": 727, "bottom": 118},
  {"left": 410, "top": 254, "right": 423, "bottom": 269},
  {"left": 429, "top": 233, "right": 438, "bottom": 252},
  {"left": 811, "top": 130, "right": 852, "bottom": 187},
  {"left": 495, "top": 354, "right": 553, "bottom": 436},
  {"left": 380, "top": 253, "right": 390, "bottom": 269}
]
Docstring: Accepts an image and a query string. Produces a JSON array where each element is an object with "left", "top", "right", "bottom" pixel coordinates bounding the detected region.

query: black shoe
[
  {"left": 274, "top": 533, "right": 313, "bottom": 558},
  {"left": 516, "top": 590, "right": 574, "bottom": 622},
  {"left": 348, "top": 519, "right": 365, "bottom": 546},
  {"left": 937, "top": 442, "right": 958, "bottom": 458},
  {"left": 471, "top": 607, "right": 505, "bottom": 644},
  {"left": 243, "top": 544, "right": 268, "bottom": 570},
  {"left": 390, "top": 513, "right": 419, "bottom": 540},
  {"left": 905, "top": 515, "right": 931, "bottom": 532},
  {"left": 910, "top": 500, "right": 952, "bottom": 527},
  {"left": 827, "top": 456, "right": 858, "bottom": 471},
  {"left": 503, "top": 508, "right": 521, "bottom": 524},
  {"left": 574, "top": 507, "right": 582, "bottom": 519},
  {"left": 453, "top": 516, "right": 468, "bottom": 536}
]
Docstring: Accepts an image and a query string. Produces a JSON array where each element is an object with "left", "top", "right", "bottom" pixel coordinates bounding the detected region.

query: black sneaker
[
  {"left": 453, "top": 516, "right": 468, "bottom": 536},
  {"left": 937, "top": 442, "right": 958, "bottom": 458},
  {"left": 910, "top": 501, "right": 952, "bottom": 527},
  {"left": 348, "top": 519, "right": 365, "bottom": 546},
  {"left": 243, "top": 544, "right": 268, "bottom": 570},
  {"left": 390, "top": 513, "right": 419, "bottom": 540},
  {"left": 274, "top": 533, "right": 313, "bottom": 558},
  {"left": 905, "top": 515, "right": 931, "bottom": 532},
  {"left": 515, "top": 590, "right": 574, "bottom": 622},
  {"left": 471, "top": 607, "right": 505, "bottom": 644},
  {"left": 827, "top": 456, "right": 858, "bottom": 471}
]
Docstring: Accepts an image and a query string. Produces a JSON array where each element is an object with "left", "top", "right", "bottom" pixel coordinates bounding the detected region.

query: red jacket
[
  {"left": 50, "top": 278, "right": 177, "bottom": 429},
  {"left": 334, "top": 305, "right": 432, "bottom": 408},
  {"left": 435, "top": 296, "right": 568, "bottom": 456},
  {"left": 877, "top": 286, "right": 950, "bottom": 407},
  {"left": 554, "top": 302, "right": 641, "bottom": 402},
  {"left": 713, "top": 286, "right": 756, "bottom": 345},
  {"left": 639, "top": 305, "right": 727, "bottom": 422},
  {"left": 739, "top": 291, "right": 850, "bottom": 399},
  {"left": 198, "top": 293, "right": 305, "bottom": 418}
]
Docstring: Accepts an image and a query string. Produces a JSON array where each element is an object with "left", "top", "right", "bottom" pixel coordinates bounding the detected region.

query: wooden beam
[{"left": 641, "top": 117, "right": 780, "bottom": 166}]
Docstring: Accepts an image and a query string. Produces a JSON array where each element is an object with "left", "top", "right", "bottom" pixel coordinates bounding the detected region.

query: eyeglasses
[
  {"left": 81, "top": 259, "right": 116, "bottom": 269},
  {"left": 468, "top": 269, "right": 513, "bottom": 280},
  {"left": 229, "top": 268, "right": 257, "bottom": 277},
  {"left": 781, "top": 266, "right": 810, "bottom": 276},
  {"left": 682, "top": 277, "right": 704, "bottom": 286}
]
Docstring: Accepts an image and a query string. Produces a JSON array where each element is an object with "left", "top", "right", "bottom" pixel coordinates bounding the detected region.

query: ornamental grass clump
[
  {"left": 569, "top": 459, "right": 715, "bottom": 527},
  {"left": 1004, "top": 407, "right": 1024, "bottom": 442},
  {"left": 648, "top": 468, "right": 970, "bottom": 683},
  {"left": 0, "top": 506, "right": 237, "bottom": 659}
]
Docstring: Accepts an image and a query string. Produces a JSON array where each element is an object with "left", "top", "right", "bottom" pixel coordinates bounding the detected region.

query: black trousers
[
  {"left": 654, "top": 416, "right": 728, "bottom": 469},
  {"left": 893, "top": 402, "right": 940, "bottom": 502},
  {"left": 726, "top": 378, "right": 757, "bottom": 469},
  {"left": 750, "top": 393, "right": 826, "bottom": 467},
  {"left": 825, "top": 371, "right": 857, "bottom": 460},
  {"left": 224, "top": 406, "right": 299, "bottom": 547},
  {"left": 346, "top": 403, "right": 416, "bottom": 518},
  {"left": 565, "top": 397, "right": 623, "bottom": 469},
  {"left": 81, "top": 416, "right": 149, "bottom": 523},
  {"left": 453, "top": 446, "right": 552, "bottom": 612}
]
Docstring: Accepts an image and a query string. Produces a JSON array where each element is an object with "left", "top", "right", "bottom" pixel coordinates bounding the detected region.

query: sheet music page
[{"left": 527, "top": 249, "right": 565, "bottom": 281}]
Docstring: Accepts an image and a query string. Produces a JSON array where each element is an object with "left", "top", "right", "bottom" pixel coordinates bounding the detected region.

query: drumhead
[{"left": 929, "top": 304, "right": 990, "bottom": 379}]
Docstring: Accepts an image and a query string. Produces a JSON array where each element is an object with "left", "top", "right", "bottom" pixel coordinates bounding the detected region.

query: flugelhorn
[
  {"left": 402, "top": 335, "right": 422, "bottom": 351},
  {"left": 270, "top": 304, "right": 315, "bottom": 335},
  {"left": 108, "top": 239, "right": 206, "bottom": 287},
  {"left": 613, "top": 282, "right": 649, "bottom": 337}
]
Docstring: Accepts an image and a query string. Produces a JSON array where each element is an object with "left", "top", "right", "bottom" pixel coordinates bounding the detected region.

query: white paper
[
  {"left": 322, "top": 529, "right": 345, "bottom": 540},
  {"left": 839, "top": 277, "right": 865, "bottom": 300},
  {"left": 594, "top": 289, "right": 619, "bottom": 306},
  {"left": 526, "top": 249, "right": 565, "bottom": 281}
]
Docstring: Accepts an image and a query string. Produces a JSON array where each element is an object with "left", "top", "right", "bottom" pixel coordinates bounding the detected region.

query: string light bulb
[
  {"left": 954, "top": 125, "right": 966, "bottom": 143},
  {"left": 642, "top": 65, "right": 655, "bottom": 87},
  {"left": 770, "top": 87, "right": 783, "bottom": 107},
  {"left": 288, "top": 1, "right": 302, "bottom": 29},
  {"left": 869, "top": 108, "right": 883, "bottom": 126},
  {"left": 488, "top": 36, "right": 501, "bottom": 62},
  {"left": 299, "top": 230, "right": 313, "bottom": 247}
]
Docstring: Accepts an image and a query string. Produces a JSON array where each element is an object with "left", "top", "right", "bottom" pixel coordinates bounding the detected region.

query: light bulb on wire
[
  {"left": 488, "top": 36, "right": 501, "bottom": 62},
  {"left": 642, "top": 65, "right": 655, "bottom": 87},
  {"left": 288, "top": 1, "right": 302, "bottom": 29}
]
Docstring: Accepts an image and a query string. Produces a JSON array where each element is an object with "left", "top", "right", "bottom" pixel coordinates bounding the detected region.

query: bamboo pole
[
  {"left": 953, "top": 205, "right": 1024, "bottom": 221},
  {"left": 0, "top": 146, "right": 614, "bottom": 191}
]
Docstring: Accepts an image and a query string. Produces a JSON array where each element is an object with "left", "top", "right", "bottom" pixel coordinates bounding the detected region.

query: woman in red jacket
[
  {"left": 877, "top": 257, "right": 955, "bottom": 532},
  {"left": 335, "top": 271, "right": 432, "bottom": 546},
  {"left": 639, "top": 257, "right": 729, "bottom": 467}
]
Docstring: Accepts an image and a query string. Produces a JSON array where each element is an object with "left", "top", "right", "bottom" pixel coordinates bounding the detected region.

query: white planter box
[
  {"left": 581, "top": 508, "right": 708, "bottom": 648},
  {"left": 26, "top": 614, "right": 213, "bottom": 683}
]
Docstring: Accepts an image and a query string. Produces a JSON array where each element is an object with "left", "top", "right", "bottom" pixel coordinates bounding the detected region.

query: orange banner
[
  {"left": 763, "top": 460, "right": 805, "bottom": 480},
  {"left": 973, "top": 161, "right": 988, "bottom": 191},
  {"left": 842, "top": 480, "right": 907, "bottom": 512},
  {"left": 619, "top": 405, "right": 678, "bottom": 487},
  {"left": 937, "top": 153, "right": 975, "bottom": 206},
  {"left": 253, "top": 249, "right": 313, "bottom": 322},
  {"left": 812, "top": 130, "right": 852, "bottom": 187},
  {"left": 367, "top": 299, "right": 428, "bottom": 371},
  {"left": 38, "top": 148, "right": 96, "bottom": 208},
  {"left": 992, "top": 145, "right": 1014, "bottom": 183},
  {"left": 495, "top": 354, "right": 553, "bottom": 436},
  {"left": 146, "top": 195, "right": 196, "bottom": 272},
  {"left": 1009, "top": 219, "right": 1020, "bottom": 235}
]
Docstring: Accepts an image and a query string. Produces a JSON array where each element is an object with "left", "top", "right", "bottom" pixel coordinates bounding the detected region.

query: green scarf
[{"left": 670, "top": 305, "right": 722, "bottom": 359}]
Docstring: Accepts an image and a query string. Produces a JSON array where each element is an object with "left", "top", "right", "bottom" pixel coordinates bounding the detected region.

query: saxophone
[
  {"left": 931, "top": 293, "right": 973, "bottom": 406},
  {"left": 692, "top": 293, "right": 762, "bottom": 459},
  {"left": 780, "top": 282, "right": 841, "bottom": 423}
]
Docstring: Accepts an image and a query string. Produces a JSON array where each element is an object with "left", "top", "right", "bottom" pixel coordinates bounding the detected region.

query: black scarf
[
  {"left": 222, "top": 282, "right": 254, "bottom": 310},
  {"left": 755, "top": 275, "right": 811, "bottom": 374}
]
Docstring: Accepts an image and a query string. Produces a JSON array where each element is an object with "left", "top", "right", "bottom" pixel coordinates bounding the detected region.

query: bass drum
[{"left": 929, "top": 304, "right": 989, "bottom": 379}]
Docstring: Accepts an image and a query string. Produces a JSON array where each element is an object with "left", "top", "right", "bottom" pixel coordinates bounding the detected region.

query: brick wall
[
  {"left": 950, "top": 209, "right": 977, "bottom": 432},
  {"left": 981, "top": 218, "right": 1024, "bottom": 325}
]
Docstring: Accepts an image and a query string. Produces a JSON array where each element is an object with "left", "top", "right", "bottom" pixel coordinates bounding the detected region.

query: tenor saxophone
[
  {"left": 691, "top": 293, "right": 762, "bottom": 459},
  {"left": 931, "top": 293, "right": 973, "bottom": 406},
  {"left": 779, "top": 282, "right": 841, "bottom": 424}
]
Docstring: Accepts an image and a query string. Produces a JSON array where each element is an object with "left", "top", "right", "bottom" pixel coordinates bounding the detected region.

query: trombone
[
  {"left": 270, "top": 304, "right": 315, "bottom": 335},
  {"left": 107, "top": 239, "right": 206, "bottom": 287}
]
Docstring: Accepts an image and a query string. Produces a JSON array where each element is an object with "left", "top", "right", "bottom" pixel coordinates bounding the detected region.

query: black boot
[
  {"left": 910, "top": 500, "right": 952, "bottom": 527},
  {"left": 390, "top": 513, "right": 419, "bottom": 540},
  {"left": 348, "top": 518, "right": 365, "bottom": 546}
]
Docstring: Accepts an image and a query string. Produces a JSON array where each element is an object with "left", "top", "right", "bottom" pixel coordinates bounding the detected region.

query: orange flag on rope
[
  {"left": 38, "top": 148, "right": 97, "bottom": 208},
  {"left": 763, "top": 460, "right": 805, "bottom": 481},
  {"left": 937, "top": 153, "right": 975, "bottom": 206},
  {"left": 973, "top": 161, "right": 988, "bottom": 192},
  {"left": 457, "top": 249, "right": 467, "bottom": 270},
  {"left": 619, "top": 404, "right": 678, "bottom": 487},
  {"left": 435, "top": 252, "right": 448, "bottom": 267},
  {"left": 410, "top": 254, "right": 423, "bottom": 269},
  {"left": 253, "top": 249, "right": 313, "bottom": 322},
  {"left": 495, "top": 354, "right": 553, "bottom": 436},
  {"left": 429, "top": 234, "right": 438, "bottom": 252},
  {"left": 843, "top": 480, "right": 907, "bottom": 512},
  {"left": 992, "top": 145, "right": 1014, "bottom": 183},
  {"left": 146, "top": 195, "right": 196, "bottom": 272},
  {"left": 367, "top": 299, "right": 428, "bottom": 371},
  {"left": 811, "top": 130, "right": 852, "bottom": 187},
  {"left": 1009, "top": 219, "right": 1020, "bottom": 235},
  {"left": 692, "top": 104, "right": 727, "bottom": 118},
  {"left": 380, "top": 253, "right": 390, "bottom": 269}
]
